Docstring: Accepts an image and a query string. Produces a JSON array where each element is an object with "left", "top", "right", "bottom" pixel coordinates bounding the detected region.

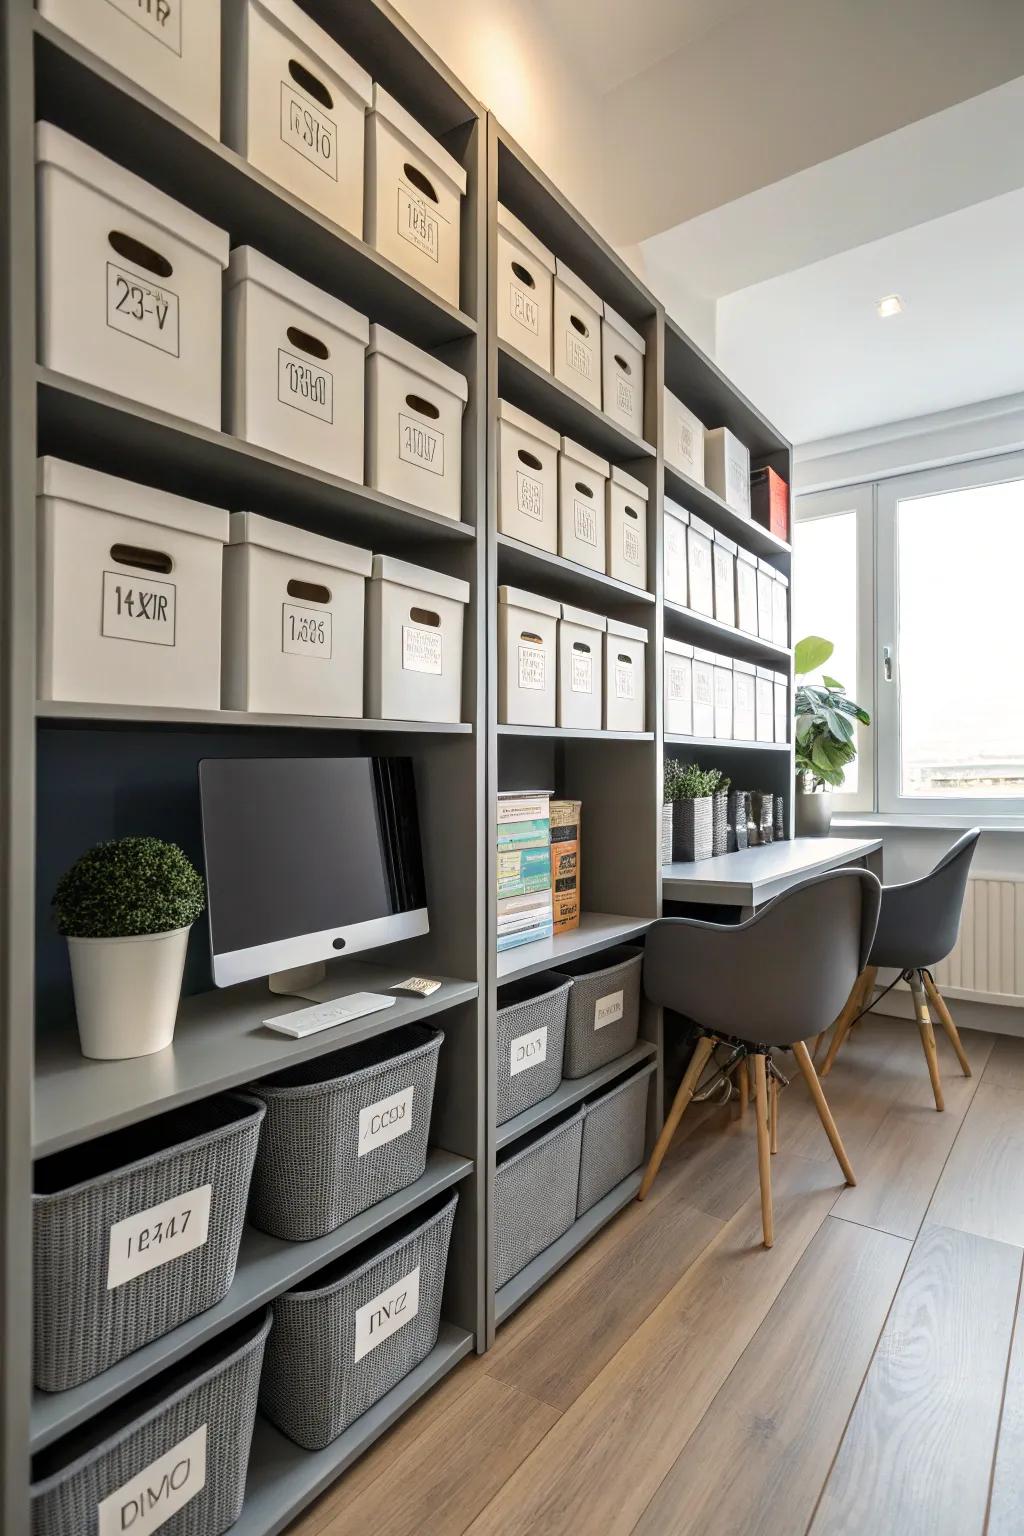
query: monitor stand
[{"left": 268, "top": 961, "right": 328, "bottom": 1001}]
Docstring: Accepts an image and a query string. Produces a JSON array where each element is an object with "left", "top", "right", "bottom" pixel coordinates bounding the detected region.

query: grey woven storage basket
[
  {"left": 259, "top": 1192, "right": 457, "bottom": 1450},
  {"left": 248, "top": 1024, "right": 443, "bottom": 1241},
  {"left": 496, "top": 971, "right": 571, "bottom": 1125},
  {"left": 555, "top": 945, "right": 643, "bottom": 1079},
  {"left": 31, "top": 1307, "right": 271, "bottom": 1536},
  {"left": 494, "top": 1108, "right": 583, "bottom": 1289},
  {"left": 577, "top": 1064, "right": 654, "bottom": 1217},
  {"left": 33, "top": 1094, "right": 264, "bottom": 1393}
]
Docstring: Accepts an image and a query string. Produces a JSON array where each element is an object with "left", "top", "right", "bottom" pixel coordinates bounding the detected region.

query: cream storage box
[
  {"left": 732, "top": 659, "right": 756, "bottom": 740},
  {"left": 604, "top": 618, "right": 647, "bottom": 733},
  {"left": 712, "top": 531, "right": 737, "bottom": 628},
  {"left": 36, "top": 124, "right": 228, "bottom": 428},
  {"left": 221, "top": 512, "right": 371, "bottom": 717},
  {"left": 497, "top": 401, "right": 560, "bottom": 553},
  {"left": 664, "top": 391, "right": 705, "bottom": 483},
  {"left": 557, "top": 604, "right": 606, "bottom": 731},
  {"left": 664, "top": 639, "right": 693, "bottom": 736},
  {"left": 606, "top": 467, "right": 648, "bottom": 589},
  {"left": 365, "top": 325, "right": 468, "bottom": 519},
  {"left": 552, "top": 259, "right": 603, "bottom": 409},
  {"left": 498, "top": 587, "right": 559, "bottom": 728},
  {"left": 496, "top": 205, "right": 555, "bottom": 371},
  {"left": 755, "top": 665, "right": 775, "bottom": 743},
  {"left": 774, "top": 671, "right": 789, "bottom": 744},
  {"left": 601, "top": 304, "right": 646, "bottom": 439},
  {"left": 772, "top": 570, "right": 790, "bottom": 648},
  {"left": 713, "top": 653, "right": 734, "bottom": 739},
  {"left": 757, "top": 558, "right": 776, "bottom": 642},
  {"left": 664, "top": 500, "right": 689, "bottom": 607},
  {"left": 364, "top": 85, "right": 467, "bottom": 308},
  {"left": 559, "top": 437, "right": 609, "bottom": 573},
  {"left": 366, "top": 555, "right": 469, "bottom": 723},
  {"left": 704, "top": 426, "right": 751, "bottom": 516},
  {"left": 223, "top": 247, "right": 370, "bottom": 481},
  {"left": 37, "top": 457, "right": 228, "bottom": 709},
  {"left": 691, "top": 647, "right": 716, "bottom": 737},
  {"left": 222, "top": 0, "right": 371, "bottom": 236},
  {"left": 686, "top": 513, "right": 715, "bottom": 617},
  {"left": 736, "top": 546, "right": 759, "bottom": 635},
  {"left": 39, "top": 0, "right": 221, "bottom": 136}
]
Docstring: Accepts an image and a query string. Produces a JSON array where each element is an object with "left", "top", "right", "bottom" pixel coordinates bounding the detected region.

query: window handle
[{"left": 882, "top": 645, "right": 893, "bottom": 682}]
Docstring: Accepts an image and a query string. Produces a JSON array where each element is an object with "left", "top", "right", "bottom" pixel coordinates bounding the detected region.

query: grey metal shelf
[
  {"left": 665, "top": 735, "right": 791, "bottom": 752},
  {"left": 497, "top": 533, "right": 655, "bottom": 613},
  {"left": 30, "top": 1149, "right": 473, "bottom": 1451},
  {"left": 498, "top": 342, "right": 656, "bottom": 467},
  {"left": 664, "top": 463, "right": 790, "bottom": 562},
  {"left": 497, "top": 724, "right": 655, "bottom": 742},
  {"left": 663, "top": 600, "right": 791, "bottom": 665},
  {"left": 496, "top": 1043, "right": 657, "bottom": 1150},
  {"left": 496, "top": 913, "right": 654, "bottom": 984},
  {"left": 36, "top": 701, "right": 474, "bottom": 735}
]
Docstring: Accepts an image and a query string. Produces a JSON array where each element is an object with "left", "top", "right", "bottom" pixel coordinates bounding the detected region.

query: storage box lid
[
  {"left": 498, "top": 585, "right": 560, "bottom": 619},
  {"left": 37, "top": 457, "right": 229, "bottom": 543},
  {"left": 688, "top": 514, "right": 714, "bottom": 541},
  {"left": 692, "top": 647, "right": 718, "bottom": 665},
  {"left": 560, "top": 603, "right": 606, "bottom": 632},
  {"left": 36, "top": 123, "right": 229, "bottom": 267},
  {"left": 497, "top": 204, "right": 555, "bottom": 272},
  {"left": 756, "top": 665, "right": 775, "bottom": 679},
  {"left": 733, "top": 658, "right": 756, "bottom": 676},
  {"left": 498, "top": 398, "right": 560, "bottom": 449},
  {"left": 602, "top": 302, "right": 646, "bottom": 356},
  {"left": 757, "top": 557, "right": 775, "bottom": 573},
  {"left": 369, "top": 84, "right": 467, "bottom": 195},
  {"left": 367, "top": 324, "right": 469, "bottom": 403},
  {"left": 705, "top": 424, "right": 747, "bottom": 451},
  {"left": 664, "top": 498, "right": 689, "bottom": 527},
  {"left": 665, "top": 388, "right": 704, "bottom": 428},
  {"left": 665, "top": 638, "right": 693, "bottom": 658},
  {"left": 712, "top": 653, "right": 734, "bottom": 670},
  {"left": 226, "top": 247, "right": 370, "bottom": 345},
  {"left": 560, "top": 436, "right": 610, "bottom": 478},
  {"left": 606, "top": 617, "right": 647, "bottom": 645},
  {"left": 774, "top": 670, "right": 789, "bottom": 685},
  {"left": 713, "top": 530, "right": 737, "bottom": 555},
  {"left": 610, "top": 465, "right": 649, "bottom": 502},
  {"left": 774, "top": 571, "right": 789, "bottom": 588},
  {"left": 737, "top": 546, "right": 758, "bottom": 566},
  {"left": 228, "top": 512, "right": 372, "bottom": 576},
  {"left": 554, "top": 258, "right": 603, "bottom": 316},
  {"left": 253, "top": 0, "right": 372, "bottom": 106},
  {"left": 372, "top": 553, "right": 469, "bottom": 605}
]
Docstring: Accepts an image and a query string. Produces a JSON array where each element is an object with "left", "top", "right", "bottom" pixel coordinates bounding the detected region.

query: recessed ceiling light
[{"left": 877, "top": 293, "right": 904, "bottom": 319}]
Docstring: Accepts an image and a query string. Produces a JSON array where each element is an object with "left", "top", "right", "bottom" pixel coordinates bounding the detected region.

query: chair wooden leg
[
  {"left": 818, "top": 967, "right": 872, "bottom": 1079},
  {"left": 737, "top": 1056, "right": 749, "bottom": 1117},
  {"left": 769, "top": 1073, "right": 778, "bottom": 1154},
  {"left": 923, "top": 972, "right": 972, "bottom": 1077},
  {"left": 811, "top": 1031, "right": 825, "bottom": 1064},
  {"left": 910, "top": 972, "right": 944, "bottom": 1111},
  {"left": 792, "top": 1040, "right": 856, "bottom": 1185},
  {"left": 754, "top": 1055, "right": 773, "bottom": 1247},
  {"left": 638, "top": 1035, "right": 716, "bottom": 1201}
]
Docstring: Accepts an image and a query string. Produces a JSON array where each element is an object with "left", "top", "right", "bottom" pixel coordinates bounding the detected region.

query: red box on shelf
[{"left": 750, "top": 467, "right": 790, "bottom": 542}]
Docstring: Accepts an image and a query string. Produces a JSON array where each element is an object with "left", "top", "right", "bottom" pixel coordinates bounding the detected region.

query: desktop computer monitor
[{"left": 199, "top": 756, "right": 428, "bottom": 987}]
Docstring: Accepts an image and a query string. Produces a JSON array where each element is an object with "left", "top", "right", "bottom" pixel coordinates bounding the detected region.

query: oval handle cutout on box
[
  {"left": 288, "top": 58, "right": 333, "bottom": 110},
  {"left": 574, "top": 481, "right": 594, "bottom": 498},
  {"left": 519, "top": 630, "right": 544, "bottom": 645},
  {"left": 286, "top": 325, "right": 330, "bottom": 361},
  {"left": 617, "top": 653, "right": 634, "bottom": 666},
  {"left": 287, "top": 578, "right": 331, "bottom": 605},
  {"left": 572, "top": 640, "right": 592, "bottom": 654},
  {"left": 404, "top": 162, "right": 439, "bottom": 203},
  {"left": 570, "top": 315, "right": 590, "bottom": 337},
  {"left": 107, "top": 231, "right": 172, "bottom": 279},
  {"left": 511, "top": 260, "right": 536, "bottom": 289},
  {"left": 410, "top": 607, "right": 440, "bottom": 627},
  {"left": 110, "top": 543, "right": 173, "bottom": 574},
  {"left": 405, "top": 393, "right": 441, "bottom": 420},
  {"left": 517, "top": 449, "right": 542, "bottom": 471},
  {"left": 614, "top": 353, "right": 632, "bottom": 374},
  {"left": 624, "top": 505, "right": 639, "bottom": 520}
]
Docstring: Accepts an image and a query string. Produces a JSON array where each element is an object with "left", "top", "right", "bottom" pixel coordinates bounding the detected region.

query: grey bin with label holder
[
  {"left": 495, "top": 971, "right": 572, "bottom": 1125},
  {"left": 259, "top": 1193, "right": 457, "bottom": 1450},
  {"left": 554, "top": 944, "right": 643, "bottom": 1078},
  {"left": 494, "top": 1109, "right": 584, "bottom": 1289},
  {"left": 577, "top": 1063, "right": 654, "bottom": 1217},
  {"left": 248, "top": 1024, "right": 443, "bottom": 1242},
  {"left": 32, "top": 1094, "right": 264, "bottom": 1393}
]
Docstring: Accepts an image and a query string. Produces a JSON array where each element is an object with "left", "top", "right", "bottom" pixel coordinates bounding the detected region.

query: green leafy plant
[
  {"left": 664, "top": 761, "right": 729, "bottom": 802},
  {"left": 794, "top": 636, "right": 870, "bottom": 790},
  {"left": 54, "top": 837, "right": 205, "bottom": 939}
]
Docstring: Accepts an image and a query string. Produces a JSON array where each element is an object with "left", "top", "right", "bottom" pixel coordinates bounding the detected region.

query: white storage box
[
  {"left": 39, "top": 0, "right": 220, "bottom": 136},
  {"left": 553, "top": 260, "right": 603, "bottom": 408},
  {"left": 664, "top": 391, "right": 705, "bottom": 483},
  {"left": 366, "top": 555, "right": 469, "bottom": 722},
  {"left": 224, "top": 247, "right": 369, "bottom": 481},
  {"left": 498, "top": 587, "right": 559, "bottom": 728},
  {"left": 557, "top": 604, "right": 606, "bottom": 731},
  {"left": 496, "top": 205, "right": 555, "bottom": 371},
  {"left": 757, "top": 558, "right": 776, "bottom": 642},
  {"left": 713, "top": 653, "right": 734, "bottom": 739},
  {"left": 736, "top": 546, "right": 759, "bottom": 635},
  {"left": 664, "top": 639, "right": 693, "bottom": 737},
  {"left": 601, "top": 304, "right": 646, "bottom": 439},
  {"left": 606, "top": 467, "right": 648, "bottom": 588},
  {"left": 712, "top": 532, "right": 737, "bottom": 628},
  {"left": 705, "top": 426, "right": 751, "bottom": 516},
  {"left": 222, "top": 0, "right": 371, "bottom": 236},
  {"left": 559, "top": 437, "right": 609, "bottom": 573},
  {"left": 366, "top": 325, "right": 468, "bottom": 520},
  {"left": 604, "top": 619, "right": 647, "bottom": 733},
  {"left": 222, "top": 512, "right": 371, "bottom": 717},
  {"left": 774, "top": 671, "right": 789, "bottom": 744},
  {"left": 772, "top": 571, "right": 790, "bottom": 648},
  {"left": 664, "top": 501, "right": 688, "bottom": 607},
  {"left": 755, "top": 665, "right": 775, "bottom": 743},
  {"left": 365, "top": 85, "right": 467, "bottom": 307},
  {"left": 733, "top": 659, "right": 756, "bottom": 741},
  {"left": 687, "top": 514, "right": 715, "bottom": 617},
  {"left": 691, "top": 648, "right": 716, "bottom": 737},
  {"left": 36, "top": 124, "right": 228, "bottom": 428},
  {"left": 37, "top": 457, "right": 228, "bottom": 709},
  {"left": 497, "top": 400, "right": 559, "bottom": 553}
]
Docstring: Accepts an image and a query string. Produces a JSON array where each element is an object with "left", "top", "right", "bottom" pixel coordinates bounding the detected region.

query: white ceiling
[{"left": 540, "top": 0, "right": 753, "bottom": 94}]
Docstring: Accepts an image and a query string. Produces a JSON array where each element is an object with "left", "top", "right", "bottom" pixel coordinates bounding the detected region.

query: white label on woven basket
[
  {"left": 106, "top": 1184, "right": 211, "bottom": 1290},
  {"left": 509, "top": 1024, "right": 548, "bottom": 1076},
  {"left": 358, "top": 1085, "right": 415, "bottom": 1156},
  {"left": 594, "top": 990, "right": 624, "bottom": 1030},
  {"left": 97, "top": 1424, "right": 207, "bottom": 1536},
  {"left": 354, "top": 1264, "right": 421, "bottom": 1362}
]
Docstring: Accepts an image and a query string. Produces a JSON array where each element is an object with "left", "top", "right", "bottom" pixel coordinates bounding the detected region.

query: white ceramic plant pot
[{"left": 67, "top": 926, "right": 190, "bottom": 1060}]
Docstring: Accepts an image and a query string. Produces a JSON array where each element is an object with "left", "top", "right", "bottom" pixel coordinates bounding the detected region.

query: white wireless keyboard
[{"left": 263, "top": 992, "right": 396, "bottom": 1038}]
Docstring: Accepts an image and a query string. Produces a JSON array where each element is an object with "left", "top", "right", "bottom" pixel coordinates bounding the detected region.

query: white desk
[{"left": 662, "top": 836, "right": 883, "bottom": 918}]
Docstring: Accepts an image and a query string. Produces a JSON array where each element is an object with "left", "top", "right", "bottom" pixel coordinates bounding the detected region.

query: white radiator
[{"left": 932, "top": 875, "right": 1024, "bottom": 1006}]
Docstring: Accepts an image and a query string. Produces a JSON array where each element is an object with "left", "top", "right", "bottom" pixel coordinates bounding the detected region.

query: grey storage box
[
  {"left": 248, "top": 1024, "right": 443, "bottom": 1241},
  {"left": 259, "top": 1193, "right": 457, "bottom": 1449},
  {"left": 577, "top": 1063, "right": 654, "bottom": 1216},
  {"left": 31, "top": 1308, "right": 270, "bottom": 1536},
  {"left": 496, "top": 971, "right": 572, "bottom": 1126},
  {"left": 494, "top": 1110, "right": 583, "bottom": 1288},
  {"left": 33, "top": 1094, "right": 264, "bottom": 1393},
  {"left": 556, "top": 945, "right": 643, "bottom": 1078}
]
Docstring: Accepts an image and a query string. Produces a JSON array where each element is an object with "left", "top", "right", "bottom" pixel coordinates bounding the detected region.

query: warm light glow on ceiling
[{"left": 876, "top": 293, "right": 905, "bottom": 319}]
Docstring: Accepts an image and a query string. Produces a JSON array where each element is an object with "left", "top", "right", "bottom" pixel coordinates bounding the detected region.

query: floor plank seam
[{"left": 982, "top": 1250, "right": 1024, "bottom": 1536}]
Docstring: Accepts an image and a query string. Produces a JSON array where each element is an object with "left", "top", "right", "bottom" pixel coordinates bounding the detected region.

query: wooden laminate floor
[{"left": 291, "top": 1017, "right": 1024, "bottom": 1536}]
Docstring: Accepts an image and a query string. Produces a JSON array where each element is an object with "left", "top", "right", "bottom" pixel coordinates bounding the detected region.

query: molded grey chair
[
  {"left": 637, "top": 867, "right": 881, "bottom": 1248},
  {"left": 818, "top": 829, "right": 979, "bottom": 1109}
]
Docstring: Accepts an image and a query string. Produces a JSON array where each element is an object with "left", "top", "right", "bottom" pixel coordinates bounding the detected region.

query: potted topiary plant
[
  {"left": 794, "top": 635, "right": 871, "bottom": 837},
  {"left": 663, "top": 761, "right": 724, "bottom": 863},
  {"left": 53, "top": 836, "right": 205, "bottom": 1060}
]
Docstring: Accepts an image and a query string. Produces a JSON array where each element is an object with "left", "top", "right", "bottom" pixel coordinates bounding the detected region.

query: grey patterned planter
[
  {"left": 672, "top": 795, "right": 713, "bottom": 862},
  {"left": 711, "top": 789, "right": 729, "bottom": 856},
  {"left": 661, "top": 802, "right": 674, "bottom": 865}
]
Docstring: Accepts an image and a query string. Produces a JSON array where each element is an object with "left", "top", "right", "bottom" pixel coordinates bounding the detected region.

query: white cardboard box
[
  {"left": 755, "top": 665, "right": 775, "bottom": 743},
  {"left": 664, "top": 391, "right": 704, "bottom": 483},
  {"left": 601, "top": 303, "right": 646, "bottom": 439},
  {"left": 736, "top": 547, "right": 759, "bottom": 635},
  {"left": 37, "top": 457, "right": 229, "bottom": 709},
  {"left": 557, "top": 604, "right": 606, "bottom": 731},
  {"left": 757, "top": 558, "right": 776, "bottom": 643},
  {"left": 553, "top": 259, "right": 603, "bottom": 408},
  {"left": 713, "top": 653, "right": 734, "bottom": 739},
  {"left": 664, "top": 638, "right": 693, "bottom": 736},
  {"left": 222, "top": 0, "right": 371, "bottom": 236},
  {"left": 772, "top": 571, "right": 790, "bottom": 649},
  {"left": 686, "top": 514, "right": 715, "bottom": 617},
  {"left": 365, "top": 324, "right": 468, "bottom": 519},
  {"left": 39, "top": 0, "right": 221, "bottom": 137},
  {"left": 733, "top": 659, "right": 756, "bottom": 740},
  {"left": 704, "top": 426, "right": 751, "bottom": 516},
  {"left": 558, "top": 436, "right": 609, "bottom": 573},
  {"left": 366, "top": 554, "right": 469, "bottom": 722},
  {"left": 664, "top": 501, "right": 689, "bottom": 607},
  {"left": 496, "top": 205, "right": 555, "bottom": 371},
  {"left": 498, "top": 586, "right": 559, "bottom": 727},
  {"left": 774, "top": 671, "right": 789, "bottom": 744},
  {"left": 223, "top": 246, "right": 369, "bottom": 481},
  {"left": 604, "top": 618, "right": 646, "bottom": 733},
  {"left": 691, "top": 647, "right": 716, "bottom": 737},
  {"left": 36, "top": 124, "right": 229, "bottom": 428},
  {"left": 364, "top": 85, "right": 467, "bottom": 307},
  {"left": 606, "top": 466, "right": 648, "bottom": 589},
  {"left": 712, "top": 531, "right": 737, "bottom": 628},
  {"left": 497, "top": 400, "right": 560, "bottom": 553}
]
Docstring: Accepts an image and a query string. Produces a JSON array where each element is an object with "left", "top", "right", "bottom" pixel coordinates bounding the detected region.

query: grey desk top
[{"left": 662, "top": 836, "right": 883, "bottom": 908}]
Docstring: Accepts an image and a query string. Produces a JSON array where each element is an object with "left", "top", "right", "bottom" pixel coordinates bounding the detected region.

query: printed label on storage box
[
  {"left": 594, "top": 990, "right": 624, "bottom": 1030},
  {"left": 510, "top": 1025, "right": 548, "bottom": 1076},
  {"left": 403, "top": 626, "right": 443, "bottom": 675},
  {"left": 614, "top": 662, "right": 636, "bottom": 701},
  {"left": 668, "top": 660, "right": 691, "bottom": 702},
  {"left": 107, "top": 1184, "right": 211, "bottom": 1290},
  {"left": 680, "top": 422, "right": 697, "bottom": 465},
  {"left": 693, "top": 667, "right": 714, "bottom": 706},
  {"left": 105, "top": 0, "right": 182, "bottom": 54},
  {"left": 570, "top": 650, "right": 593, "bottom": 694},
  {"left": 283, "top": 602, "right": 332, "bottom": 659},
  {"left": 516, "top": 471, "right": 543, "bottom": 521},
  {"left": 398, "top": 184, "right": 440, "bottom": 262},
  {"left": 517, "top": 643, "right": 546, "bottom": 690},
  {"left": 280, "top": 80, "right": 337, "bottom": 179},
  {"left": 358, "top": 1086, "right": 414, "bottom": 1156},
  {"left": 106, "top": 263, "right": 180, "bottom": 356},
  {"left": 616, "top": 375, "right": 634, "bottom": 417},
  {"left": 623, "top": 524, "right": 641, "bottom": 567},
  {"left": 510, "top": 281, "right": 539, "bottom": 334},
  {"left": 399, "top": 413, "right": 444, "bottom": 475},
  {"left": 573, "top": 499, "right": 598, "bottom": 547},
  {"left": 102, "top": 571, "right": 176, "bottom": 648},
  {"left": 565, "top": 331, "right": 593, "bottom": 380},
  {"left": 354, "top": 1265, "right": 420, "bottom": 1362},
  {"left": 97, "top": 1424, "right": 206, "bottom": 1536},
  {"left": 278, "top": 348, "right": 333, "bottom": 423}
]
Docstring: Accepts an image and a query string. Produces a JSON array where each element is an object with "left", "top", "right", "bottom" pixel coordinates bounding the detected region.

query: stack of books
[{"left": 496, "top": 792, "right": 552, "bottom": 952}]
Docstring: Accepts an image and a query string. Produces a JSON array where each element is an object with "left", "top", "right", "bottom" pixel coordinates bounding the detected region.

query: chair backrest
[
  {"left": 644, "top": 866, "right": 882, "bottom": 1047},
  {"left": 869, "top": 828, "right": 980, "bottom": 970}
]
